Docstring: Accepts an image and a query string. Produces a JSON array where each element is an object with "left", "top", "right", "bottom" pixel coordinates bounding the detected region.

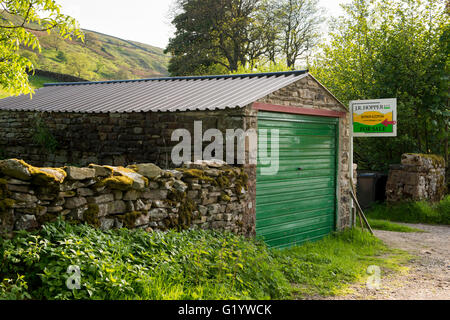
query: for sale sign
[{"left": 351, "top": 98, "right": 397, "bottom": 137}]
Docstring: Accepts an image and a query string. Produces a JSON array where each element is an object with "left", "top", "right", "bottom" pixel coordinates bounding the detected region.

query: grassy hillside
[{"left": 1, "top": 11, "right": 169, "bottom": 85}]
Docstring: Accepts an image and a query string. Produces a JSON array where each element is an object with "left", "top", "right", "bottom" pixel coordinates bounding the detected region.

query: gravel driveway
[{"left": 327, "top": 223, "right": 450, "bottom": 300}]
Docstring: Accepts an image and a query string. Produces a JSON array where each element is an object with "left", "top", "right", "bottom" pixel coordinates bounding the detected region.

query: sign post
[{"left": 349, "top": 98, "right": 397, "bottom": 226}]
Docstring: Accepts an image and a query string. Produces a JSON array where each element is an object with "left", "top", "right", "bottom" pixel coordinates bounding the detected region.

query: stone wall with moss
[
  {"left": 386, "top": 153, "right": 446, "bottom": 202},
  {"left": 0, "top": 159, "right": 250, "bottom": 238}
]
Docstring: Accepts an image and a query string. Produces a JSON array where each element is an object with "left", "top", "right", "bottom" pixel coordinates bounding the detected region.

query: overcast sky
[{"left": 57, "top": 0, "right": 351, "bottom": 49}]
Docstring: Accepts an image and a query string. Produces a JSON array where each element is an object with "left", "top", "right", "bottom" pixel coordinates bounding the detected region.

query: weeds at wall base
[{"left": 0, "top": 222, "right": 409, "bottom": 300}]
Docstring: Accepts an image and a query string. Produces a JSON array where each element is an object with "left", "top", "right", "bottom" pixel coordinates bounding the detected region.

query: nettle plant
[{"left": 32, "top": 114, "right": 58, "bottom": 152}]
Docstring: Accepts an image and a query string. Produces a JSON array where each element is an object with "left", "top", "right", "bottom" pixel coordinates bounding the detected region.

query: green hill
[
  {"left": 1, "top": 11, "right": 169, "bottom": 88},
  {"left": 24, "top": 29, "right": 170, "bottom": 81}
]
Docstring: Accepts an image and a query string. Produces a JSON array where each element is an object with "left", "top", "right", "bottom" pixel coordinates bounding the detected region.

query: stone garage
[{"left": 0, "top": 70, "right": 351, "bottom": 247}]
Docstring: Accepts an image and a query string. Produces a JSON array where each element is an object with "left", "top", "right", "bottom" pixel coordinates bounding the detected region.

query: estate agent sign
[{"left": 350, "top": 98, "right": 397, "bottom": 137}]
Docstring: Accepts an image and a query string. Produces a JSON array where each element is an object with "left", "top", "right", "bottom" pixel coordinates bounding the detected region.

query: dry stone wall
[
  {"left": 0, "top": 159, "right": 250, "bottom": 238},
  {"left": 386, "top": 153, "right": 446, "bottom": 202}
]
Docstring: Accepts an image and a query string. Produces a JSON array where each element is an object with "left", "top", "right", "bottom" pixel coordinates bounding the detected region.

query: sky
[{"left": 57, "top": 0, "right": 351, "bottom": 49}]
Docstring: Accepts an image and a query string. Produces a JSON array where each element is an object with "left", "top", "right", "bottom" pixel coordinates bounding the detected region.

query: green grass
[
  {"left": 366, "top": 195, "right": 450, "bottom": 225},
  {"left": 28, "top": 74, "right": 59, "bottom": 88},
  {"left": 366, "top": 218, "right": 425, "bottom": 233},
  {"left": 272, "top": 228, "right": 409, "bottom": 297},
  {"left": 0, "top": 220, "right": 409, "bottom": 300}
]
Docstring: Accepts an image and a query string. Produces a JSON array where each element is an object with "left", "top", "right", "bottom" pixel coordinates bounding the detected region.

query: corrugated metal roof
[{"left": 0, "top": 70, "right": 308, "bottom": 113}]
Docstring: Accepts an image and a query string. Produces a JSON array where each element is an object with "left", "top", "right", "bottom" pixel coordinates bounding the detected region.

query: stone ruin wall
[
  {"left": 386, "top": 153, "right": 446, "bottom": 202},
  {"left": 0, "top": 159, "right": 252, "bottom": 238}
]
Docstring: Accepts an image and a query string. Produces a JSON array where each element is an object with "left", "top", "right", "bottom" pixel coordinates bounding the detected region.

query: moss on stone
[
  {"left": 167, "top": 189, "right": 196, "bottom": 231},
  {"left": 0, "top": 178, "right": 14, "bottom": 215},
  {"left": 234, "top": 171, "right": 249, "bottom": 195},
  {"left": 178, "top": 199, "right": 196, "bottom": 231},
  {"left": 176, "top": 168, "right": 215, "bottom": 183},
  {"left": 100, "top": 175, "right": 134, "bottom": 191},
  {"left": 0, "top": 197, "right": 15, "bottom": 233},
  {"left": 83, "top": 203, "right": 100, "bottom": 228},
  {"left": 16, "top": 159, "right": 67, "bottom": 185},
  {"left": 61, "top": 190, "right": 77, "bottom": 197},
  {"left": 142, "top": 176, "right": 149, "bottom": 188},
  {"left": 0, "top": 198, "right": 15, "bottom": 212},
  {"left": 117, "top": 211, "right": 143, "bottom": 229},
  {"left": 0, "top": 178, "right": 7, "bottom": 199},
  {"left": 405, "top": 153, "right": 446, "bottom": 167},
  {"left": 102, "top": 166, "right": 148, "bottom": 189},
  {"left": 37, "top": 213, "right": 58, "bottom": 225},
  {"left": 220, "top": 193, "right": 231, "bottom": 202},
  {"left": 163, "top": 171, "right": 174, "bottom": 178},
  {"left": 216, "top": 175, "right": 230, "bottom": 188}
]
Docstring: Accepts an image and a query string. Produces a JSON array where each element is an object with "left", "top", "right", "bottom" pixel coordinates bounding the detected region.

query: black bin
[{"left": 356, "top": 172, "right": 388, "bottom": 210}]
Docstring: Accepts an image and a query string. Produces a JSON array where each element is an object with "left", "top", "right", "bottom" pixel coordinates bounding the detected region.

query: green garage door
[{"left": 256, "top": 111, "right": 339, "bottom": 248}]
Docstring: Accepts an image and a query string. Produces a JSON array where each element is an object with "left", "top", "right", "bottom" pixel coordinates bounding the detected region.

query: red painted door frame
[{"left": 253, "top": 102, "right": 347, "bottom": 118}]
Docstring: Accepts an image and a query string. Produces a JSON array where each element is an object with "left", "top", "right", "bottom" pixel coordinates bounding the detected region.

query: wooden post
[{"left": 349, "top": 182, "right": 373, "bottom": 235}]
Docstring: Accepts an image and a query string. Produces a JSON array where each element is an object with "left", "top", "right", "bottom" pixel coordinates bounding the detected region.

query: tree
[
  {"left": 311, "top": 0, "right": 449, "bottom": 170},
  {"left": 166, "top": 0, "right": 324, "bottom": 75},
  {"left": 56, "top": 50, "right": 67, "bottom": 63},
  {"left": 276, "top": 0, "right": 323, "bottom": 69},
  {"left": 67, "top": 53, "right": 91, "bottom": 78},
  {"left": 0, "top": 0, "right": 83, "bottom": 96},
  {"left": 166, "top": 0, "right": 265, "bottom": 75}
]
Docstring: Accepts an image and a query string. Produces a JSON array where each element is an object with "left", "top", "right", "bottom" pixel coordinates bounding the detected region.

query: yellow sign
[{"left": 351, "top": 99, "right": 397, "bottom": 137}]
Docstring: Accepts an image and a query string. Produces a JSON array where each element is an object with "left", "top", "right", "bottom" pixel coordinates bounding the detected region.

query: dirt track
[{"left": 326, "top": 223, "right": 450, "bottom": 300}]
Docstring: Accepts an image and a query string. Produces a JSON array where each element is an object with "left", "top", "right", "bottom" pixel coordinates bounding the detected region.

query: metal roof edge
[{"left": 43, "top": 70, "right": 309, "bottom": 87}]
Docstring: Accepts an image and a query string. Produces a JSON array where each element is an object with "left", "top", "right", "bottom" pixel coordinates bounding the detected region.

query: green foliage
[
  {"left": 311, "top": 0, "right": 449, "bottom": 171},
  {"left": 366, "top": 196, "right": 450, "bottom": 225},
  {"left": 0, "top": 275, "right": 32, "bottom": 300},
  {"left": 232, "top": 59, "right": 292, "bottom": 74},
  {"left": 56, "top": 51, "right": 67, "bottom": 63},
  {"left": 166, "top": 0, "right": 323, "bottom": 75},
  {"left": 66, "top": 53, "right": 92, "bottom": 79},
  {"left": 366, "top": 218, "right": 425, "bottom": 233},
  {"left": 0, "top": 221, "right": 405, "bottom": 300},
  {"left": 0, "top": 73, "right": 60, "bottom": 98},
  {"left": 0, "top": 221, "right": 286, "bottom": 300},
  {"left": 0, "top": 0, "right": 83, "bottom": 96},
  {"left": 32, "top": 114, "right": 58, "bottom": 152}
]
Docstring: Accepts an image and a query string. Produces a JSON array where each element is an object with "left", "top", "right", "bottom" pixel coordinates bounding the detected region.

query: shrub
[
  {"left": 367, "top": 195, "right": 450, "bottom": 225},
  {"left": 0, "top": 220, "right": 289, "bottom": 300},
  {"left": 0, "top": 221, "right": 398, "bottom": 300}
]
